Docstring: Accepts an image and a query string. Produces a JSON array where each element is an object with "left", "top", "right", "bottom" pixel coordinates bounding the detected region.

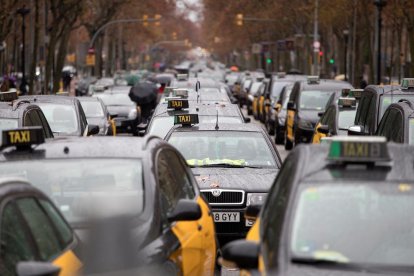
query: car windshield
[
  {"left": 80, "top": 101, "right": 105, "bottom": 118},
  {"left": 380, "top": 95, "right": 414, "bottom": 118},
  {"left": 168, "top": 131, "right": 276, "bottom": 168},
  {"left": 299, "top": 91, "right": 335, "bottom": 110},
  {"left": 148, "top": 116, "right": 243, "bottom": 138},
  {"left": 37, "top": 103, "right": 78, "bottom": 134},
  {"left": 96, "top": 93, "right": 134, "bottom": 106},
  {"left": 338, "top": 109, "right": 357, "bottom": 130},
  {"left": 0, "top": 118, "right": 18, "bottom": 131},
  {"left": 271, "top": 82, "right": 290, "bottom": 100},
  {"left": 0, "top": 159, "right": 144, "bottom": 225},
  {"left": 291, "top": 182, "right": 414, "bottom": 267}
]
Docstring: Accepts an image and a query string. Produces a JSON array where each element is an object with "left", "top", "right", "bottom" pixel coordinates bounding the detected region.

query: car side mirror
[
  {"left": 348, "top": 125, "right": 364, "bottom": 136},
  {"left": 244, "top": 117, "right": 251, "bottom": 123},
  {"left": 167, "top": 199, "right": 201, "bottom": 222},
  {"left": 109, "top": 112, "right": 118, "bottom": 119},
  {"left": 17, "top": 261, "right": 60, "bottom": 276},
  {"left": 87, "top": 124, "right": 100, "bottom": 136},
  {"left": 317, "top": 111, "right": 324, "bottom": 117},
  {"left": 244, "top": 204, "right": 261, "bottom": 221},
  {"left": 317, "top": 124, "right": 330, "bottom": 135},
  {"left": 287, "top": 102, "right": 296, "bottom": 111},
  {"left": 220, "top": 240, "right": 259, "bottom": 270}
]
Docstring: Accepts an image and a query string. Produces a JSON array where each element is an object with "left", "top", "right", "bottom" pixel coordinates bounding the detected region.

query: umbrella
[
  {"left": 129, "top": 81, "right": 158, "bottom": 105},
  {"left": 230, "top": 66, "right": 239, "bottom": 72}
]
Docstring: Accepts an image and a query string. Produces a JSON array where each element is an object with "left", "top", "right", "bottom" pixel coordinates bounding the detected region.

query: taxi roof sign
[
  {"left": 277, "top": 72, "right": 286, "bottom": 79},
  {"left": 349, "top": 89, "right": 363, "bottom": 99},
  {"left": 328, "top": 136, "right": 390, "bottom": 163},
  {"left": 401, "top": 78, "right": 414, "bottom": 89},
  {"left": 1, "top": 127, "right": 45, "bottom": 149},
  {"left": 307, "top": 75, "right": 320, "bottom": 84},
  {"left": 167, "top": 99, "right": 189, "bottom": 110},
  {"left": 174, "top": 114, "right": 199, "bottom": 126},
  {"left": 173, "top": 88, "right": 189, "bottom": 98},
  {"left": 176, "top": 74, "right": 188, "bottom": 81},
  {"left": 164, "top": 86, "right": 177, "bottom": 96},
  {"left": 0, "top": 90, "right": 18, "bottom": 102},
  {"left": 338, "top": 97, "right": 356, "bottom": 108}
]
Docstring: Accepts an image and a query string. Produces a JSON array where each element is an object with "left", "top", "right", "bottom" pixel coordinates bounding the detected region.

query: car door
[
  {"left": 312, "top": 107, "right": 333, "bottom": 144},
  {"left": 156, "top": 148, "right": 215, "bottom": 276},
  {"left": 0, "top": 196, "right": 81, "bottom": 276}
]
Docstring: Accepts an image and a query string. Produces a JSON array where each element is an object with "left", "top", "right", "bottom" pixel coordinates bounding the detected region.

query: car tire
[
  {"left": 267, "top": 120, "right": 275, "bottom": 136},
  {"left": 275, "top": 126, "right": 284, "bottom": 144},
  {"left": 285, "top": 131, "right": 293, "bottom": 150}
]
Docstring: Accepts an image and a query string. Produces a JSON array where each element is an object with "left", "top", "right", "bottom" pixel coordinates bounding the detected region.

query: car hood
[
  {"left": 192, "top": 167, "right": 278, "bottom": 192},
  {"left": 107, "top": 105, "right": 134, "bottom": 117},
  {"left": 298, "top": 109, "right": 320, "bottom": 124}
]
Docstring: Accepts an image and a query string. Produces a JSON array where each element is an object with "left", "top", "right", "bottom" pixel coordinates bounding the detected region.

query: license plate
[{"left": 213, "top": 212, "right": 240, "bottom": 222}]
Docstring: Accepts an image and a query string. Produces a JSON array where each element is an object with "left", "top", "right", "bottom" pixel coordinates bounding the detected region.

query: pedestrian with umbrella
[{"left": 129, "top": 81, "right": 158, "bottom": 124}]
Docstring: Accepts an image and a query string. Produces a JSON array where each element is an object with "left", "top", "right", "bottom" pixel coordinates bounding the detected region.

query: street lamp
[
  {"left": 343, "top": 29, "right": 349, "bottom": 81},
  {"left": 374, "top": 0, "right": 387, "bottom": 84},
  {"left": 16, "top": 6, "right": 30, "bottom": 95}
]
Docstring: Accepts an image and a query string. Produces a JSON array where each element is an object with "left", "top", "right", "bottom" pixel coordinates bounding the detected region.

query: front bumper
[{"left": 211, "top": 207, "right": 251, "bottom": 237}]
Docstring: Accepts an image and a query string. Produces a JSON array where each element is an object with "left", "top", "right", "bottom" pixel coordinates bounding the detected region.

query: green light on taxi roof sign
[{"left": 328, "top": 137, "right": 390, "bottom": 163}]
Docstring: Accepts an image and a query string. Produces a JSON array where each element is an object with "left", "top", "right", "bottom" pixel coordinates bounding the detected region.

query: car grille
[{"left": 201, "top": 189, "right": 245, "bottom": 206}]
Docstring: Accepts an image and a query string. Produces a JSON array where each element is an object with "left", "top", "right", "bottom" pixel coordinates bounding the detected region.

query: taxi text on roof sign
[
  {"left": 328, "top": 136, "right": 390, "bottom": 163},
  {"left": 401, "top": 78, "right": 414, "bottom": 89},
  {"left": 174, "top": 114, "right": 199, "bottom": 126},
  {"left": 307, "top": 75, "right": 320, "bottom": 84},
  {"left": 1, "top": 127, "right": 45, "bottom": 149},
  {"left": 338, "top": 97, "right": 356, "bottom": 108},
  {"left": 0, "top": 90, "right": 18, "bottom": 102},
  {"left": 167, "top": 99, "right": 189, "bottom": 110}
]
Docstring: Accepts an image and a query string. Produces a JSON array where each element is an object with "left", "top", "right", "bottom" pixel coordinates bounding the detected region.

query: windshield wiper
[{"left": 190, "top": 163, "right": 262, "bottom": 169}]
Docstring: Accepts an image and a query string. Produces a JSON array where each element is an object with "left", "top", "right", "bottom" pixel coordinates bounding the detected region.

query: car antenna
[
  {"left": 215, "top": 105, "right": 219, "bottom": 130},
  {"left": 196, "top": 81, "right": 201, "bottom": 103}
]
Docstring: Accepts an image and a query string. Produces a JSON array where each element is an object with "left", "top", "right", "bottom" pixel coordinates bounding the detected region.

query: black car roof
[
  {"left": 153, "top": 102, "right": 242, "bottom": 118},
  {"left": 19, "top": 95, "right": 79, "bottom": 105},
  {"left": 289, "top": 143, "right": 414, "bottom": 183},
  {"left": 0, "top": 136, "right": 166, "bottom": 160},
  {"left": 300, "top": 79, "right": 353, "bottom": 91}
]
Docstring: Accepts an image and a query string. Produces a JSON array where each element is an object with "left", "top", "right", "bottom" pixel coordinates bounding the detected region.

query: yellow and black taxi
[
  {"left": 376, "top": 99, "right": 414, "bottom": 144},
  {"left": 249, "top": 79, "right": 266, "bottom": 119},
  {"left": 350, "top": 78, "right": 414, "bottom": 136},
  {"left": 0, "top": 127, "right": 217, "bottom": 275},
  {"left": 221, "top": 136, "right": 414, "bottom": 275},
  {"left": 19, "top": 95, "right": 99, "bottom": 137},
  {"left": 0, "top": 91, "right": 53, "bottom": 139},
  {"left": 284, "top": 76, "right": 353, "bottom": 150},
  {"left": 146, "top": 98, "right": 249, "bottom": 138},
  {"left": 312, "top": 90, "right": 361, "bottom": 143},
  {"left": 0, "top": 130, "right": 82, "bottom": 276},
  {"left": 164, "top": 115, "right": 281, "bottom": 241},
  {"left": 256, "top": 79, "right": 271, "bottom": 123},
  {"left": 78, "top": 96, "right": 115, "bottom": 136}
]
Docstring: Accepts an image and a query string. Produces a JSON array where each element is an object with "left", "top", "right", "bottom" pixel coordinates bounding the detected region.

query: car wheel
[
  {"left": 284, "top": 131, "right": 293, "bottom": 150},
  {"left": 267, "top": 120, "right": 275, "bottom": 135},
  {"left": 275, "top": 126, "right": 284, "bottom": 144}
]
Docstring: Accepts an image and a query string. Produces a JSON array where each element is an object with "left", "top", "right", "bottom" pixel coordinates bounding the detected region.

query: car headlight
[
  {"left": 298, "top": 119, "right": 313, "bottom": 130},
  {"left": 246, "top": 193, "right": 267, "bottom": 206},
  {"left": 128, "top": 109, "right": 137, "bottom": 120}
]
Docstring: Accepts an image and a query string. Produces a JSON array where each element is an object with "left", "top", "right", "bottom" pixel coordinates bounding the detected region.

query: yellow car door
[
  {"left": 286, "top": 108, "right": 295, "bottom": 142},
  {"left": 259, "top": 96, "right": 265, "bottom": 117},
  {"left": 312, "top": 122, "right": 326, "bottom": 144},
  {"left": 170, "top": 197, "right": 216, "bottom": 276}
]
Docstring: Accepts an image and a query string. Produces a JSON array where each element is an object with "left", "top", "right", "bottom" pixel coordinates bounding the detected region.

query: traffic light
[
  {"left": 236, "top": 14, "right": 243, "bottom": 26},
  {"left": 266, "top": 58, "right": 272, "bottom": 64},
  {"left": 154, "top": 14, "right": 162, "bottom": 26},
  {"left": 142, "top": 14, "right": 148, "bottom": 27},
  {"left": 329, "top": 58, "right": 335, "bottom": 64},
  {"left": 319, "top": 51, "right": 323, "bottom": 57}
]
